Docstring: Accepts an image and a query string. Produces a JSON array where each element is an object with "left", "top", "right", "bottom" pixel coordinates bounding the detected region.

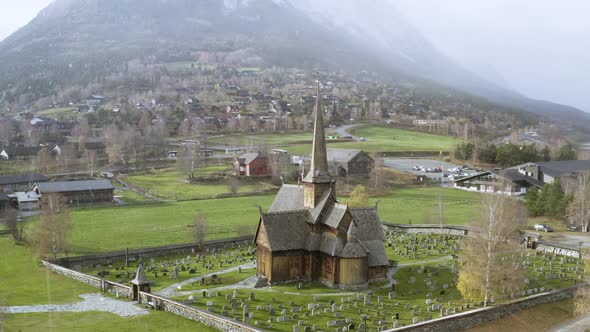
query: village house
[
  {"left": 0, "top": 173, "right": 49, "bottom": 193},
  {"left": 254, "top": 85, "right": 388, "bottom": 290},
  {"left": 454, "top": 160, "right": 590, "bottom": 195},
  {"left": 0, "top": 145, "right": 41, "bottom": 161},
  {"left": 35, "top": 179, "right": 115, "bottom": 205},
  {"left": 327, "top": 148, "right": 374, "bottom": 177},
  {"left": 233, "top": 152, "right": 272, "bottom": 177}
]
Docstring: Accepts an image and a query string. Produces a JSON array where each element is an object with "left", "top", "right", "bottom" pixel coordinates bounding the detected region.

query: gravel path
[
  {"left": 156, "top": 262, "right": 256, "bottom": 298},
  {"left": 0, "top": 293, "right": 148, "bottom": 317}
]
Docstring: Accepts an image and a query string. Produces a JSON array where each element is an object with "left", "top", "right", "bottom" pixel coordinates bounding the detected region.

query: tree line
[{"left": 454, "top": 142, "right": 577, "bottom": 166}]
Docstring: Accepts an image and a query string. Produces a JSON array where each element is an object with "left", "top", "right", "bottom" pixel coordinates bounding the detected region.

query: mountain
[{"left": 0, "top": 0, "right": 587, "bottom": 124}]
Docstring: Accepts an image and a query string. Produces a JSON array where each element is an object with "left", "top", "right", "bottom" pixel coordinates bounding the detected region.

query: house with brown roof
[{"left": 254, "top": 84, "right": 387, "bottom": 290}]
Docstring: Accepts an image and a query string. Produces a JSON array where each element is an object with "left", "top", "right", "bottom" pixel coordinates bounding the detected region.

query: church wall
[
  {"left": 338, "top": 257, "right": 368, "bottom": 287},
  {"left": 320, "top": 255, "right": 338, "bottom": 286},
  {"left": 271, "top": 251, "right": 304, "bottom": 283},
  {"left": 368, "top": 265, "right": 387, "bottom": 282},
  {"left": 256, "top": 246, "right": 272, "bottom": 279}
]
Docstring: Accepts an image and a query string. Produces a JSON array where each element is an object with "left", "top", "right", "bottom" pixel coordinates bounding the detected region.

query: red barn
[{"left": 233, "top": 152, "right": 271, "bottom": 177}]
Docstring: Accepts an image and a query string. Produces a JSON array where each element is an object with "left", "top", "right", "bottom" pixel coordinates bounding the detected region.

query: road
[
  {"left": 383, "top": 158, "right": 462, "bottom": 183},
  {"left": 334, "top": 124, "right": 362, "bottom": 141},
  {"left": 549, "top": 314, "right": 590, "bottom": 332}
]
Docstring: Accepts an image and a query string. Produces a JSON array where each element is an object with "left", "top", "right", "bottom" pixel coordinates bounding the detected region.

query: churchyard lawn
[
  {"left": 385, "top": 232, "right": 461, "bottom": 264},
  {"left": 80, "top": 243, "right": 258, "bottom": 292}
]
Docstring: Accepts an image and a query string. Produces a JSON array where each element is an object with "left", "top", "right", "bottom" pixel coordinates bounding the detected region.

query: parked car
[{"left": 534, "top": 224, "right": 554, "bottom": 232}]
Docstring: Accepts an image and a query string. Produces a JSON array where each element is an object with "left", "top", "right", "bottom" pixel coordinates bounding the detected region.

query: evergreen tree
[
  {"left": 558, "top": 143, "right": 577, "bottom": 161},
  {"left": 541, "top": 146, "right": 551, "bottom": 162},
  {"left": 534, "top": 184, "right": 550, "bottom": 217},
  {"left": 526, "top": 186, "right": 540, "bottom": 217},
  {"left": 546, "top": 179, "right": 567, "bottom": 219}
]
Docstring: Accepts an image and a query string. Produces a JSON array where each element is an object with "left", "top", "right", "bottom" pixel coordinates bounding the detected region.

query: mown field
[
  {"left": 58, "top": 187, "right": 480, "bottom": 255},
  {"left": 65, "top": 195, "right": 274, "bottom": 255},
  {"left": 210, "top": 126, "right": 460, "bottom": 155},
  {"left": 124, "top": 168, "right": 274, "bottom": 200}
]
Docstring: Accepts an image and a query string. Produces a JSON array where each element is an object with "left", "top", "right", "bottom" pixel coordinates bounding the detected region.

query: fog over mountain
[{"left": 0, "top": 0, "right": 588, "bottom": 120}]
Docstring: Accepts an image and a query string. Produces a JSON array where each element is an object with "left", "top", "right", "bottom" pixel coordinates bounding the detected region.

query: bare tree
[
  {"left": 229, "top": 176, "right": 240, "bottom": 194},
  {"left": 176, "top": 143, "right": 201, "bottom": 180},
  {"left": 0, "top": 205, "right": 20, "bottom": 241},
  {"left": 192, "top": 212, "right": 209, "bottom": 250},
  {"left": 348, "top": 185, "right": 369, "bottom": 208},
  {"left": 33, "top": 147, "right": 55, "bottom": 174},
  {"left": 458, "top": 190, "right": 527, "bottom": 306},
  {"left": 567, "top": 172, "right": 590, "bottom": 232},
  {"left": 31, "top": 193, "right": 71, "bottom": 260}
]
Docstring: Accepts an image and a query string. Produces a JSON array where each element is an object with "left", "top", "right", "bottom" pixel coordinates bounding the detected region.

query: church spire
[{"left": 304, "top": 81, "right": 331, "bottom": 183}]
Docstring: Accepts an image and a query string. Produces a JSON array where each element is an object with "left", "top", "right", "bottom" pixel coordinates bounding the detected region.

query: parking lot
[{"left": 382, "top": 158, "right": 464, "bottom": 183}]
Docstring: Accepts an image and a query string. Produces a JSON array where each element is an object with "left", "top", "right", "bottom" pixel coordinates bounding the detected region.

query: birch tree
[
  {"left": 458, "top": 190, "right": 527, "bottom": 306},
  {"left": 31, "top": 193, "right": 71, "bottom": 260},
  {"left": 567, "top": 172, "right": 590, "bottom": 232}
]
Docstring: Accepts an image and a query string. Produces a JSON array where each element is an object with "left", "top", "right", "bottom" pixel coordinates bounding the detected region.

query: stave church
[{"left": 254, "top": 84, "right": 388, "bottom": 290}]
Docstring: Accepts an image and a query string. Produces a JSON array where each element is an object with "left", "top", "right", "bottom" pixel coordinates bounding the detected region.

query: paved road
[
  {"left": 334, "top": 124, "right": 362, "bottom": 141},
  {"left": 383, "top": 158, "right": 463, "bottom": 183},
  {"left": 549, "top": 314, "right": 590, "bottom": 332},
  {"left": 0, "top": 293, "right": 148, "bottom": 317}
]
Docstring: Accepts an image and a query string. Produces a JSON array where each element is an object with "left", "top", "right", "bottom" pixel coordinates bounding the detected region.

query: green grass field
[
  {"left": 368, "top": 187, "right": 480, "bottom": 225},
  {"left": 0, "top": 237, "right": 97, "bottom": 306},
  {"left": 58, "top": 187, "right": 479, "bottom": 254},
  {"left": 210, "top": 126, "right": 459, "bottom": 155},
  {"left": 36, "top": 107, "right": 76, "bottom": 118},
  {"left": 3, "top": 311, "right": 219, "bottom": 332},
  {"left": 66, "top": 195, "right": 274, "bottom": 254},
  {"left": 125, "top": 169, "right": 271, "bottom": 200}
]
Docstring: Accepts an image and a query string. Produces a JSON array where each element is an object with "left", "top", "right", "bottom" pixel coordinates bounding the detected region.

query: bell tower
[{"left": 303, "top": 82, "right": 335, "bottom": 208}]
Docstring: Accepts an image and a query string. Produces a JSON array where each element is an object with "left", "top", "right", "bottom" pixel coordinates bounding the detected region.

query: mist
[{"left": 394, "top": 0, "right": 590, "bottom": 112}]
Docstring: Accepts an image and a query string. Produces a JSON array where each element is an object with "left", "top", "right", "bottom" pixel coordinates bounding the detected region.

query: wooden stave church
[{"left": 254, "top": 84, "right": 388, "bottom": 290}]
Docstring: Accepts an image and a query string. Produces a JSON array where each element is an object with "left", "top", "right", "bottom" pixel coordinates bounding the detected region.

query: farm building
[
  {"left": 12, "top": 191, "right": 39, "bottom": 211},
  {"left": 35, "top": 180, "right": 115, "bottom": 204},
  {"left": 0, "top": 173, "right": 48, "bottom": 193},
  {"left": 254, "top": 86, "right": 387, "bottom": 290},
  {"left": 327, "top": 148, "right": 374, "bottom": 177},
  {"left": 233, "top": 152, "right": 271, "bottom": 177}
]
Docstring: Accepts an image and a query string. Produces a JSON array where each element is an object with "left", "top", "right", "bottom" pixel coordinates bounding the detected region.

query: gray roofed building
[
  {"left": 36, "top": 180, "right": 114, "bottom": 205},
  {"left": 327, "top": 148, "right": 374, "bottom": 177},
  {"left": 454, "top": 160, "right": 590, "bottom": 196},
  {"left": 37, "top": 180, "right": 115, "bottom": 193},
  {"left": 0, "top": 173, "right": 48, "bottom": 193}
]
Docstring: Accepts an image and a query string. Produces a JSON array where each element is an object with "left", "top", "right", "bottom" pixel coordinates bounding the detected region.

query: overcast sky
[{"left": 1, "top": 0, "right": 589, "bottom": 112}]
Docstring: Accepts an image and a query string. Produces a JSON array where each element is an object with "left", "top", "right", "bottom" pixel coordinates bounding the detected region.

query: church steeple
[
  {"left": 303, "top": 81, "right": 335, "bottom": 208},
  {"left": 304, "top": 82, "right": 331, "bottom": 184}
]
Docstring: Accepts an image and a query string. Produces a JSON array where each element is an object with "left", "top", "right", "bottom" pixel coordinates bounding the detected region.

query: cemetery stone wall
[
  {"left": 43, "top": 260, "right": 133, "bottom": 298},
  {"left": 386, "top": 286, "right": 580, "bottom": 332},
  {"left": 53, "top": 236, "right": 253, "bottom": 268},
  {"left": 138, "top": 292, "right": 263, "bottom": 332},
  {"left": 383, "top": 223, "right": 469, "bottom": 236}
]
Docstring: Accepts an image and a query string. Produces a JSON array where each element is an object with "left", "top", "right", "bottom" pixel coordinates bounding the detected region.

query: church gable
[{"left": 255, "top": 218, "right": 270, "bottom": 249}]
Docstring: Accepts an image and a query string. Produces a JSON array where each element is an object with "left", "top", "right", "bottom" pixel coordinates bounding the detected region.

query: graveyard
[
  {"left": 73, "top": 232, "right": 586, "bottom": 332},
  {"left": 81, "top": 243, "right": 258, "bottom": 292}
]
